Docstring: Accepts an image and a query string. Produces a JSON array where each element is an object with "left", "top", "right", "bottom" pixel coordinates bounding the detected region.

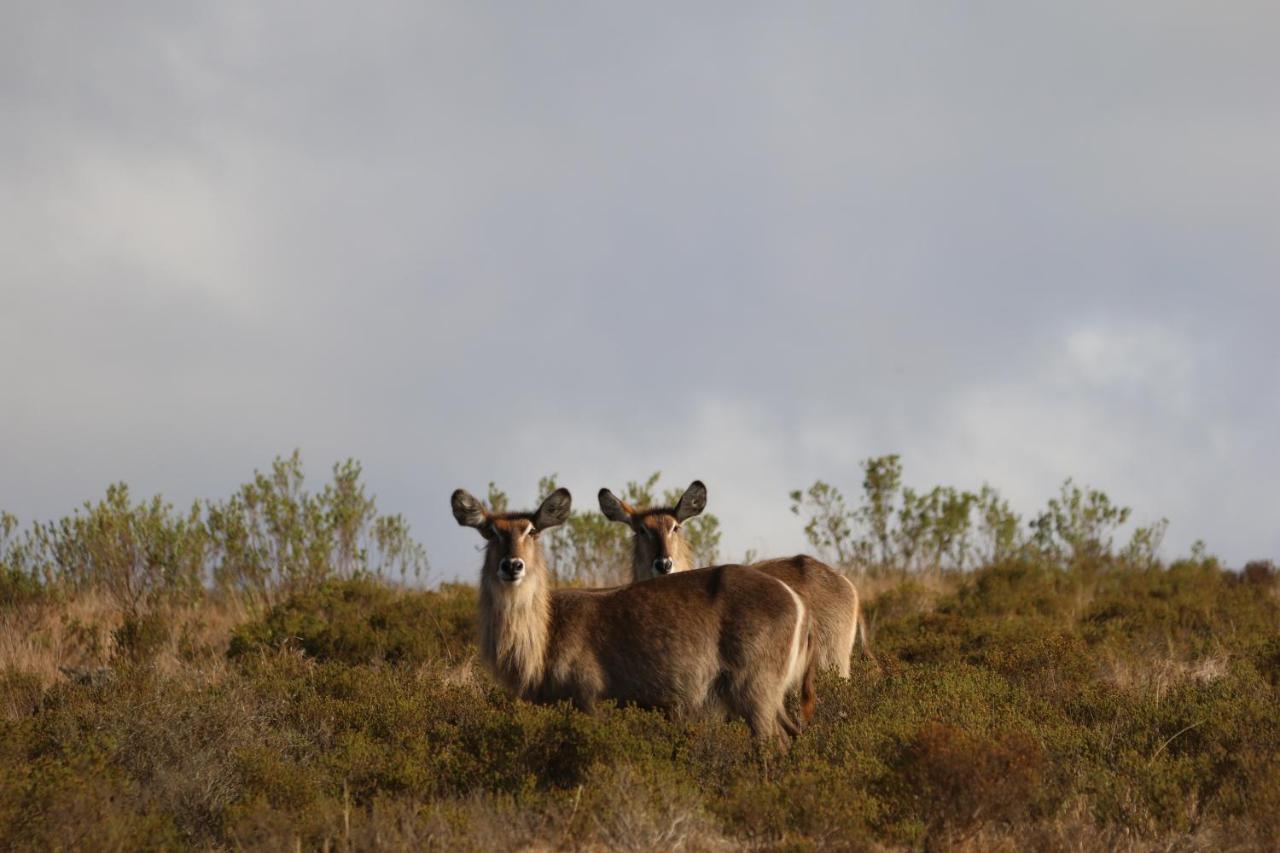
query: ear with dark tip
[
  {"left": 534, "top": 487, "right": 572, "bottom": 531},
  {"left": 674, "top": 480, "right": 707, "bottom": 522},
  {"left": 451, "top": 489, "right": 489, "bottom": 529},
  {"left": 598, "top": 488, "right": 635, "bottom": 525}
]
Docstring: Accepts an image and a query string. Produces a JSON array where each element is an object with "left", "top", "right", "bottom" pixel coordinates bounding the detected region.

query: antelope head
[
  {"left": 452, "top": 487, "right": 572, "bottom": 587},
  {"left": 598, "top": 480, "right": 706, "bottom": 582}
]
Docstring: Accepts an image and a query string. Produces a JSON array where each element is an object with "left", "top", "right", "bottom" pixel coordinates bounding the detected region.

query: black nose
[
  {"left": 499, "top": 558, "right": 525, "bottom": 575},
  {"left": 654, "top": 557, "right": 673, "bottom": 575}
]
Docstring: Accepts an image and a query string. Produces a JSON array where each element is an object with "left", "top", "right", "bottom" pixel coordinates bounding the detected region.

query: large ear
[
  {"left": 533, "top": 487, "right": 572, "bottom": 531},
  {"left": 451, "top": 489, "right": 489, "bottom": 529},
  {"left": 598, "top": 488, "right": 636, "bottom": 525},
  {"left": 674, "top": 480, "right": 707, "bottom": 522}
]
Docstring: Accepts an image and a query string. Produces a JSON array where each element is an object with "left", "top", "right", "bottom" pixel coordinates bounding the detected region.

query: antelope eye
[{"left": 672, "top": 524, "right": 681, "bottom": 533}]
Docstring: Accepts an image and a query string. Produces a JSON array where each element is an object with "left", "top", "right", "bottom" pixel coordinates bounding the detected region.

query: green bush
[
  {"left": 112, "top": 610, "right": 172, "bottom": 664},
  {"left": 228, "top": 576, "right": 476, "bottom": 665}
]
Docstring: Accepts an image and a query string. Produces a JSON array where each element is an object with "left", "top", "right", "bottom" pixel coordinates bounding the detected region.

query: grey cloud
[{"left": 2, "top": 2, "right": 1277, "bottom": 578}]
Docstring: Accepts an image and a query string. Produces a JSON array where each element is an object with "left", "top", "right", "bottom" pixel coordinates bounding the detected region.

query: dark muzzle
[{"left": 498, "top": 558, "right": 525, "bottom": 582}]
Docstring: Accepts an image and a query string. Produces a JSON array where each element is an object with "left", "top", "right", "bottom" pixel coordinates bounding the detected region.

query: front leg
[{"left": 572, "top": 691, "right": 596, "bottom": 714}]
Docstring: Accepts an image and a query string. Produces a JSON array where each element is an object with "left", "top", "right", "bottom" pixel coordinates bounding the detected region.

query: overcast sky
[{"left": 2, "top": 2, "right": 1277, "bottom": 580}]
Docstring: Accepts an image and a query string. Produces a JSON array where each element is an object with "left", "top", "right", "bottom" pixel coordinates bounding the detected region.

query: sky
[{"left": 2, "top": 2, "right": 1278, "bottom": 581}]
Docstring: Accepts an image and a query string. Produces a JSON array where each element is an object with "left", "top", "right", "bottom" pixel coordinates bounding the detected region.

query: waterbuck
[
  {"left": 598, "top": 480, "right": 867, "bottom": 678},
  {"left": 451, "top": 486, "right": 817, "bottom": 744}
]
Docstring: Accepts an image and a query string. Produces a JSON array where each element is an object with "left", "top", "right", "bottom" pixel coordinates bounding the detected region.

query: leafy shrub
[
  {"left": 0, "top": 669, "right": 45, "bottom": 719},
  {"left": 895, "top": 723, "right": 1046, "bottom": 840},
  {"left": 206, "top": 452, "right": 428, "bottom": 607},
  {"left": 791, "top": 457, "right": 1176, "bottom": 576},
  {"left": 0, "top": 511, "right": 48, "bottom": 608},
  {"left": 1242, "top": 559, "right": 1277, "bottom": 586},
  {"left": 0, "top": 566, "right": 45, "bottom": 610},
  {"left": 1254, "top": 636, "right": 1280, "bottom": 687},
  {"left": 22, "top": 485, "right": 208, "bottom": 615},
  {"left": 112, "top": 610, "right": 172, "bottom": 664},
  {"left": 1, "top": 453, "right": 430, "bottom": 618},
  {"left": 228, "top": 576, "right": 476, "bottom": 665}
]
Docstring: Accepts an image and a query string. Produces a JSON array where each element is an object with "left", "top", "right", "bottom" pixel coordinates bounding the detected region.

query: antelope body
[
  {"left": 452, "top": 487, "right": 817, "bottom": 743},
  {"left": 599, "top": 480, "right": 867, "bottom": 678}
]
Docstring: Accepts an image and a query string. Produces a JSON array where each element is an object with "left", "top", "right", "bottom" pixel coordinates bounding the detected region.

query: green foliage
[
  {"left": 1, "top": 453, "right": 429, "bottom": 621},
  {"left": 228, "top": 576, "right": 476, "bottom": 665},
  {"left": 792, "top": 456, "right": 1010, "bottom": 572},
  {"left": 17, "top": 485, "right": 208, "bottom": 615},
  {"left": 862, "top": 454, "right": 903, "bottom": 565},
  {"left": 113, "top": 610, "right": 173, "bottom": 664},
  {"left": 0, "top": 513, "right": 46, "bottom": 608},
  {"left": 793, "top": 456, "right": 1175, "bottom": 576},
  {"left": 789, "top": 480, "right": 857, "bottom": 566},
  {"left": 207, "top": 452, "right": 427, "bottom": 608},
  {"left": 1030, "top": 478, "right": 1134, "bottom": 565}
]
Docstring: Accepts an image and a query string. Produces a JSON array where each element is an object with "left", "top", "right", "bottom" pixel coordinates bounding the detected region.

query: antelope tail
[
  {"left": 853, "top": 592, "right": 879, "bottom": 668},
  {"left": 799, "top": 626, "right": 818, "bottom": 724}
]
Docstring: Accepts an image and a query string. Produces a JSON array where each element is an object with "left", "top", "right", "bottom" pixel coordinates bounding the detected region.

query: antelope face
[
  {"left": 488, "top": 518, "right": 539, "bottom": 584},
  {"left": 635, "top": 513, "right": 682, "bottom": 577},
  {"left": 599, "top": 480, "right": 707, "bottom": 582},
  {"left": 452, "top": 487, "right": 572, "bottom": 587}
]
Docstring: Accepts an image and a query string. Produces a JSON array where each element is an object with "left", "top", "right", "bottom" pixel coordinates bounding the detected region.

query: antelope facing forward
[
  {"left": 598, "top": 480, "right": 867, "bottom": 678},
  {"left": 451, "top": 487, "right": 818, "bottom": 744}
]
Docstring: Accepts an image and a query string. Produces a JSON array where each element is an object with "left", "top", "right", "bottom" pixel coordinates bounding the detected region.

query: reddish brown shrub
[
  {"left": 1242, "top": 560, "right": 1277, "bottom": 587},
  {"left": 897, "top": 723, "right": 1046, "bottom": 844}
]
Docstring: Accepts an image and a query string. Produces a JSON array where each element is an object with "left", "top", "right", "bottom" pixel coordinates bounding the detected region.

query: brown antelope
[
  {"left": 451, "top": 486, "right": 818, "bottom": 744},
  {"left": 599, "top": 480, "right": 868, "bottom": 678}
]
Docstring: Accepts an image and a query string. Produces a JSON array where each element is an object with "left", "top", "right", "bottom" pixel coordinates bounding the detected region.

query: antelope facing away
[
  {"left": 599, "top": 480, "right": 867, "bottom": 678},
  {"left": 451, "top": 487, "right": 818, "bottom": 744}
]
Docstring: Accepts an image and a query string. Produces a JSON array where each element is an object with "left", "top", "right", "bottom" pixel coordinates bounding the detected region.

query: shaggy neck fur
[{"left": 478, "top": 546, "right": 551, "bottom": 698}]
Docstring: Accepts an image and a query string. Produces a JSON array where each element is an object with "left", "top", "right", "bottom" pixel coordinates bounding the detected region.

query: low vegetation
[{"left": 1, "top": 454, "right": 1276, "bottom": 850}]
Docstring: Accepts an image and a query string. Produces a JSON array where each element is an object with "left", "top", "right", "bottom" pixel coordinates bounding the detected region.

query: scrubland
[{"left": 1, "top": 454, "right": 1277, "bottom": 851}]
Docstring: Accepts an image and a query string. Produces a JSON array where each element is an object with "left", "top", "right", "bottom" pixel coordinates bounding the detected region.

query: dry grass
[
  {"left": 1100, "top": 652, "right": 1231, "bottom": 695},
  {"left": 0, "top": 592, "right": 117, "bottom": 687},
  {"left": 0, "top": 592, "right": 246, "bottom": 700},
  {"left": 950, "top": 799, "right": 1249, "bottom": 853}
]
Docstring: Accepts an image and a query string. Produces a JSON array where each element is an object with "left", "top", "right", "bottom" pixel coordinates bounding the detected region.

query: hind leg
[
  {"left": 831, "top": 622, "right": 854, "bottom": 679},
  {"left": 734, "top": 680, "right": 791, "bottom": 752},
  {"left": 777, "top": 709, "right": 801, "bottom": 738},
  {"left": 746, "top": 681, "right": 798, "bottom": 753}
]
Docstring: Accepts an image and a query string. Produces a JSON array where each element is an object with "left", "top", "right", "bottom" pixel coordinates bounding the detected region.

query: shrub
[
  {"left": 112, "top": 610, "right": 172, "bottom": 664},
  {"left": 894, "top": 723, "right": 1046, "bottom": 842},
  {"left": 207, "top": 452, "right": 428, "bottom": 608},
  {"left": 0, "top": 512, "right": 48, "bottom": 608},
  {"left": 228, "top": 576, "right": 476, "bottom": 665},
  {"left": 1242, "top": 559, "right": 1277, "bottom": 587}
]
